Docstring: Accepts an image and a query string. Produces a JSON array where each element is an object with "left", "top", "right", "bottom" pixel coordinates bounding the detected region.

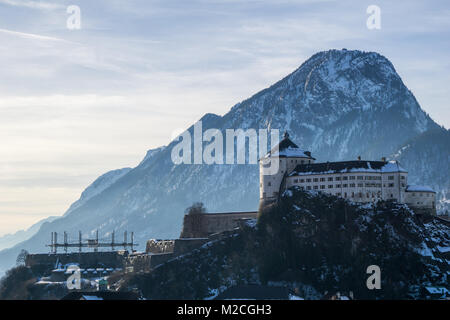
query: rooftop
[
  {"left": 406, "top": 185, "right": 435, "bottom": 193},
  {"left": 290, "top": 160, "right": 407, "bottom": 176},
  {"left": 265, "top": 131, "right": 315, "bottom": 159}
]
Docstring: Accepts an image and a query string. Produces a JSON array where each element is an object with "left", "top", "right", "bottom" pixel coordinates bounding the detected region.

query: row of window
[
  {"left": 291, "top": 182, "right": 396, "bottom": 188},
  {"left": 410, "top": 193, "right": 433, "bottom": 197},
  {"left": 289, "top": 159, "right": 312, "bottom": 164},
  {"left": 413, "top": 201, "right": 435, "bottom": 206},
  {"left": 292, "top": 175, "right": 399, "bottom": 183},
  {"left": 298, "top": 183, "right": 392, "bottom": 190},
  {"left": 297, "top": 187, "right": 395, "bottom": 199}
]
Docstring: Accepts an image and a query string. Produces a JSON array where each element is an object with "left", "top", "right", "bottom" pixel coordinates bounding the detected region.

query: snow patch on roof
[
  {"left": 381, "top": 161, "right": 407, "bottom": 173},
  {"left": 289, "top": 160, "right": 407, "bottom": 176},
  {"left": 406, "top": 185, "right": 435, "bottom": 193},
  {"left": 269, "top": 147, "right": 312, "bottom": 158}
]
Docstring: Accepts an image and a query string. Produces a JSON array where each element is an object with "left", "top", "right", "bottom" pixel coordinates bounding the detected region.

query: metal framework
[{"left": 47, "top": 230, "right": 137, "bottom": 253}]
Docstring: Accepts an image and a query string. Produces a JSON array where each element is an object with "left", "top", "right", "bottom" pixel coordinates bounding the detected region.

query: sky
[{"left": 0, "top": 0, "right": 449, "bottom": 236}]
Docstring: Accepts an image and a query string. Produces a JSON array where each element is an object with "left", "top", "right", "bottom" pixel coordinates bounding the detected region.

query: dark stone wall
[
  {"left": 410, "top": 206, "right": 437, "bottom": 216},
  {"left": 25, "top": 251, "right": 128, "bottom": 269},
  {"left": 126, "top": 253, "right": 175, "bottom": 273},
  {"left": 146, "top": 238, "right": 209, "bottom": 254},
  {"left": 146, "top": 240, "right": 175, "bottom": 254},
  {"left": 129, "top": 231, "right": 239, "bottom": 272},
  {"left": 180, "top": 212, "right": 257, "bottom": 238},
  {"left": 173, "top": 238, "right": 209, "bottom": 254}
]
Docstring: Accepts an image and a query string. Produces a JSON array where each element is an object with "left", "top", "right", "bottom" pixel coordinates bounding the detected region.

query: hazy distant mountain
[
  {"left": 0, "top": 216, "right": 58, "bottom": 252},
  {"left": 0, "top": 49, "right": 448, "bottom": 274},
  {"left": 63, "top": 167, "right": 132, "bottom": 216}
]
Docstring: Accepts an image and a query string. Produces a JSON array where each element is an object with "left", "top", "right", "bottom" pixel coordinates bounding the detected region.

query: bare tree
[
  {"left": 16, "top": 249, "right": 29, "bottom": 266},
  {"left": 185, "top": 202, "right": 207, "bottom": 215}
]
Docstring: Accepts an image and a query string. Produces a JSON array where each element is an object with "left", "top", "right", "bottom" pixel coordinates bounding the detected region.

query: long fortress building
[{"left": 260, "top": 132, "right": 436, "bottom": 215}]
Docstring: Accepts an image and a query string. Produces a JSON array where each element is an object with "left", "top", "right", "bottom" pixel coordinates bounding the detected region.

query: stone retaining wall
[
  {"left": 146, "top": 238, "right": 209, "bottom": 254},
  {"left": 180, "top": 211, "right": 257, "bottom": 238},
  {"left": 25, "top": 251, "right": 128, "bottom": 269}
]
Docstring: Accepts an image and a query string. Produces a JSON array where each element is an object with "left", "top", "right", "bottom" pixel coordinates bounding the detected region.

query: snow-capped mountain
[{"left": 0, "top": 49, "right": 448, "bottom": 273}]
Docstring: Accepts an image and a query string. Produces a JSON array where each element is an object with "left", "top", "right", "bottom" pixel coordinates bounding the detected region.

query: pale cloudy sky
[{"left": 0, "top": 0, "right": 449, "bottom": 236}]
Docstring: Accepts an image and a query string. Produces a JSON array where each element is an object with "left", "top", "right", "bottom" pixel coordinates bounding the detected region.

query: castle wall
[
  {"left": 146, "top": 240, "right": 175, "bottom": 254},
  {"left": 405, "top": 191, "right": 436, "bottom": 215},
  {"left": 126, "top": 252, "right": 176, "bottom": 273},
  {"left": 259, "top": 158, "right": 286, "bottom": 202},
  {"left": 130, "top": 230, "right": 239, "bottom": 273},
  {"left": 128, "top": 239, "right": 211, "bottom": 273},
  {"left": 25, "top": 251, "right": 128, "bottom": 269},
  {"left": 259, "top": 156, "right": 314, "bottom": 203},
  {"left": 146, "top": 238, "right": 209, "bottom": 254},
  {"left": 180, "top": 211, "right": 257, "bottom": 239},
  {"left": 200, "top": 213, "right": 257, "bottom": 235}
]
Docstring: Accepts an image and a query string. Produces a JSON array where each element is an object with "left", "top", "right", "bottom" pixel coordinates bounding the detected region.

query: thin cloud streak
[
  {"left": 0, "top": 28, "right": 70, "bottom": 42},
  {"left": 0, "top": 0, "right": 63, "bottom": 10}
]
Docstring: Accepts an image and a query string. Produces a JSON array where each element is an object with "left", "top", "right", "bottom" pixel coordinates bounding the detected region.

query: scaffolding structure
[{"left": 47, "top": 230, "right": 137, "bottom": 253}]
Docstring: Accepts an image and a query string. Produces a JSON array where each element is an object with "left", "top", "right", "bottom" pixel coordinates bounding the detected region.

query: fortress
[
  {"left": 136, "top": 132, "right": 436, "bottom": 271},
  {"left": 179, "top": 131, "right": 436, "bottom": 242},
  {"left": 26, "top": 132, "right": 437, "bottom": 275},
  {"left": 259, "top": 132, "right": 436, "bottom": 215}
]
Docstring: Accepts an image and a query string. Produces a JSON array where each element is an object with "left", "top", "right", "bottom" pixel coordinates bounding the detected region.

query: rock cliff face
[{"left": 1, "top": 49, "right": 448, "bottom": 275}]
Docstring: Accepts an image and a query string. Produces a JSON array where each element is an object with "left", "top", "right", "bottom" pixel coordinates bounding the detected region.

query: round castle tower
[{"left": 259, "top": 132, "right": 315, "bottom": 207}]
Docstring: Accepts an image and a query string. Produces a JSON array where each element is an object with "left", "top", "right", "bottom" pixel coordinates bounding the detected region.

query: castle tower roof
[{"left": 264, "top": 131, "right": 315, "bottom": 159}]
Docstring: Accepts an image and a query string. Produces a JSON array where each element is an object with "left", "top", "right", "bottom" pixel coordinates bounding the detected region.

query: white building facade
[{"left": 259, "top": 132, "right": 436, "bottom": 215}]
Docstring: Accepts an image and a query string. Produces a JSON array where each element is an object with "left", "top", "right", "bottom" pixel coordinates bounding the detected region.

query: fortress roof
[
  {"left": 265, "top": 131, "right": 315, "bottom": 159},
  {"left": 290, "top": 160, "right": 407, "bottom": 176},
  {"left": 406, "top": 185, "right": 435, "bottom": 193}
]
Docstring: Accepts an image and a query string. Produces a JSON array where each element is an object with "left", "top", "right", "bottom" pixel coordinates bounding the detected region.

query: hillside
[
  {"left": 1, "top": 49, "right": 448, "bottom": 274},
  {"left": 121, "top": 189, "right": 449, "bottom": 300}
]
